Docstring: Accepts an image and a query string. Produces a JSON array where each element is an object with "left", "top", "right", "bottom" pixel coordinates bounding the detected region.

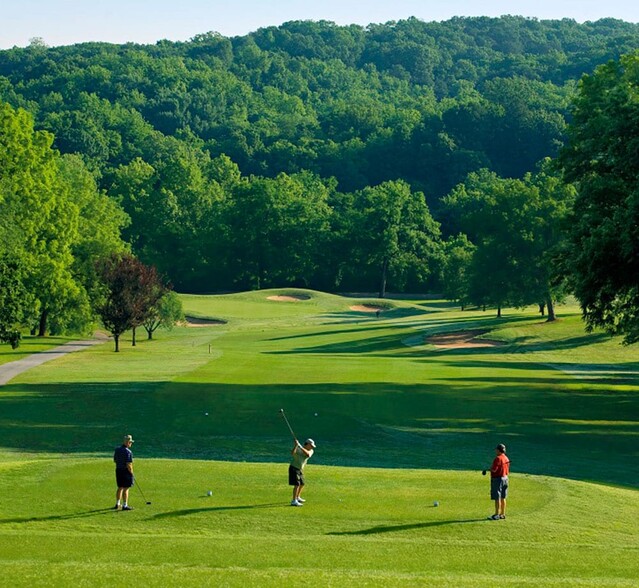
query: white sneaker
[
  {"left": 297, "top": 498, "right": 305, "bottom": 503},
  {"left": 290, "top": 499, "right": 303, "bottom": 506}
]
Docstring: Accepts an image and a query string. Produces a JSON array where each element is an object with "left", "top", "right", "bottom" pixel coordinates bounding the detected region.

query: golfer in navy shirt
[{"left": 113, "top": 434, "right": 135, "bottom": 510}]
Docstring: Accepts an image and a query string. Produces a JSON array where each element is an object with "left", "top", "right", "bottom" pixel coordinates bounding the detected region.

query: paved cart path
[{"left": 0, "top": 339, "right": 107, "bottom": 386}]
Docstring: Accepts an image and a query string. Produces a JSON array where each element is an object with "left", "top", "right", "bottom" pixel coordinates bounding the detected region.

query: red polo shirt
[{"left": 491, "top": 454, "right": 510, "bottom": 478}]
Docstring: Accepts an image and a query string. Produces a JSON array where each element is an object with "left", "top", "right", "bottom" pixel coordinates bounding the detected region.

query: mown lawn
[
  {"left": 1, "top": 458, "right": 638, "bottom": 587},
  {"left": 0, "top": 289, "right": 637, "bottom": 586}
]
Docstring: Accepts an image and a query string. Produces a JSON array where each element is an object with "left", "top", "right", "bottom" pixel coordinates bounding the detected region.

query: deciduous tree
[
  {"left": 559, "top": 53, "right": 639, "bottom": 343},
  {"left": 0, "top": 256, "right": 28, "bottom": 348},
  {"left": 95, "top": 254, "right": 165, "bottom": 351},
  {"left": 444, "top": 165, "right": 574, "bottom": 318},
  {"left": 143, "top": 291, "right": 184, "bottom": 340},
  {"left": 345, "top": 180, "right": 441, "bottom": 297}
]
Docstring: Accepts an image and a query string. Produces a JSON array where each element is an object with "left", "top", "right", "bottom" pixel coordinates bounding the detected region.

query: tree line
[
  {"left": 0, "top": 103, "right": 182, "bottom": 349},
  {"left": 1, "top": 17, "right": 638, "bottom": 343}
]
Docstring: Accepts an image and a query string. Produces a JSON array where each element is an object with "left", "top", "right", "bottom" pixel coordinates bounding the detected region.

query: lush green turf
[
  {"left": 1, "top": 458, "right": 638, "bottom": 587},
  {"left": 1, "top": 288, "right": 638, "bottom": 586}
]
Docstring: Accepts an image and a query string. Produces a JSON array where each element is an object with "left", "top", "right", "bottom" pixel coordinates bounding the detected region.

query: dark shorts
[
  {"left": 491, "top": 476, "right": 508, "bottom": 500},
  {"left": 288, "top": 465, "right": 305, "bottom": 486},
  {"left": 116, "top": 468, "right": 134, "bottom": 488}
]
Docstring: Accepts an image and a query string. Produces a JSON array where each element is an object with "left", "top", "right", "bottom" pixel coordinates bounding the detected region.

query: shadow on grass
[
  {"left": 151, "top": 503, "right": 285, "bottom": 519},
  {"left": 0, "top": 508, "right": 114, "bottom": 525},
  {"left": 1, "top": 378, "right": 638, "bottom": 487},
  {"left": 319, "top": 311, "right": 430, "bottom": 326},
  {"left": 266, "top": 322, "right": 403, "bottom": 343},
  {"left": 264, "top": 316, "right": 607, "bottom": 357},
  {"left": 327, "top": 518, "right": 487, "bottom": 535}
]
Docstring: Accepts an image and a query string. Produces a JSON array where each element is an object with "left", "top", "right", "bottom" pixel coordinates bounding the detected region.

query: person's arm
[
  {"left": 127, "top": 451, "right": 133, "bottom": 474},
  {"left": 298, "top": 445, "right": 312, "bottom": 457},
  {"left": 291, "top": 440, "right": 301, "bottom": 456},
  {"left": 490, "top": 457, "right": 500, "bottom": 475}
]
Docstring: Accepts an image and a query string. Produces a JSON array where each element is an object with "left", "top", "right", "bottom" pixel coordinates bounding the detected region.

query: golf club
[
  {"left": 134, "top": 477, "right": 152, "bottom": 505},
  {"left": 279, "top": 408, "right": 297, "bottom": 441}
]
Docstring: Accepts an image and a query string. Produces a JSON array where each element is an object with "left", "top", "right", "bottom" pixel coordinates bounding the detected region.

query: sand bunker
[
  {"left": 267, "top": 295, "right": 310, "bottom": 302},
  {"left": 350, "top": 304, "right": 384, "bottom": 313},
  {"left": 426, "top": 330, "right": 503, "bottom": 349},
  {"left": 183, "top": 316, "right": 226, "bottom": 327}
]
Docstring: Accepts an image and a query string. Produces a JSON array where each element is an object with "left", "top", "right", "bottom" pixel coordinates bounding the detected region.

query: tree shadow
[
  {"left": 266, "top": 323, "right": 402, "bottom": 343},
  {"left": 320, "top": 306, "right": 430, "bottom": 324},
  {"left": 263, "top": 316, "right": 607, "bottom": 357},
  {"left": 327, "top": 518, "right": 486, "bottom": 535},
  {"left": 1, "top": 378, "right": 638, "bottom": 487}
]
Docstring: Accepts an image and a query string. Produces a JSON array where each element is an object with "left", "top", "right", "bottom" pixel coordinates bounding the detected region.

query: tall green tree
[
  {"left": 0, "top": 256, "right": 28, "bottom": 348},
  {"left": 0, "top": 102, "right": 79, "bottom": 336},
  {"left": 345, "top": 180, "right": 442, "bottom": 297},
  {"left": 57, "top": 154, "right": 130, "bottom": 332},
  {"left": 444, "top": 165, "right": 574, "bottom": 318},
  {"left": 559, "top": 53, "right": 639, "bottom": 343},
  {"left": 440, "top": 234, "right": 476, "bottom": 310},
  {"left": 221, "top": 172, "right": 333, "bottom": 289},
  {"left": 108, "top": 140, "right": 221, "bottom": 290}
]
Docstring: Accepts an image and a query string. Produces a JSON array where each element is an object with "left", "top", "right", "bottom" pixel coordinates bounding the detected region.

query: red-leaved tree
[{"left": 95, "top": 253, "right": 166, "bottom": 351}]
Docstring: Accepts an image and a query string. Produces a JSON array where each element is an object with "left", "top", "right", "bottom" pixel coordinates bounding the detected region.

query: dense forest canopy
[{"left": 1, "top": 16, "right": 638, "bottom": 297}]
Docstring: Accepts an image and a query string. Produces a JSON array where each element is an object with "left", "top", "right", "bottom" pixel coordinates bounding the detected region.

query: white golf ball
[
  {"left": 207, "top": 490, "right": 212, "bottom": 496},
  {"left": 314, "top": 413, "right": 318, "bottom": 417},
  {"left": 434, "top": 501, "right": 439, "bottom": 507},
  {"left": 205, "top": 412, "right": 208, "bottom": 416}
]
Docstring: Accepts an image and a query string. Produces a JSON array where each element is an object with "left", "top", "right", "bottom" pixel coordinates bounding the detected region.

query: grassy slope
[{"left": 0, "top": 288, "right": 638, "bottom": 586}]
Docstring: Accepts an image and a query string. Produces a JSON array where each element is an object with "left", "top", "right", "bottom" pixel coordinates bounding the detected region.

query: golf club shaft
[
  {"left": 280, "top": 409, "right": 297, "bottom": 441},
  {"left": 135, "top": 477, "right": 151, "bottom": 504}
]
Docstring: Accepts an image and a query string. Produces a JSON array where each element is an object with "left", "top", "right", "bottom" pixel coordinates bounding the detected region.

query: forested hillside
[{"left": 1, "top": 16, "right": 638, "bottom": 294}]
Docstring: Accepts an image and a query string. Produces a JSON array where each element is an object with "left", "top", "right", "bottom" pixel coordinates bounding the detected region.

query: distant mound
[
  {"left": 267, "top": 294, "right": 311, "bottom": 302},
  {"left": 350, "top": 304, "right": 384, "bottom": 313}
]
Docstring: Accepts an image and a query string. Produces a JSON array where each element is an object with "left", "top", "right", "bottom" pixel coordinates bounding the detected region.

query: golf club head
[{"left": 482, "top": 470, "right": 487, "bottom": 476}]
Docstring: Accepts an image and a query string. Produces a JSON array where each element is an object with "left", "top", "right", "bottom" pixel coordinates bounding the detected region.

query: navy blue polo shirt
[{"left": 114, "top": 445, "right": 133, "bottom": 470}]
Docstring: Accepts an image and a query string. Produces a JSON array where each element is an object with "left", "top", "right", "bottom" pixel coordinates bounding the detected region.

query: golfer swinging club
[{"left": 289, "top": 437, "right": 316, "bottom": 506}]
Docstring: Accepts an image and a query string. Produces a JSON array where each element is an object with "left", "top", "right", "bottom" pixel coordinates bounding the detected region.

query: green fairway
[{"left": 1, "top": 289, "right": 638, "bottom": 586}]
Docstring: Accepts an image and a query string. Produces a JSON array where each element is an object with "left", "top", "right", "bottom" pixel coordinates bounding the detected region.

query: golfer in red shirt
[{"left": 489, "top": 443, "right": 510, "bottom": 520}]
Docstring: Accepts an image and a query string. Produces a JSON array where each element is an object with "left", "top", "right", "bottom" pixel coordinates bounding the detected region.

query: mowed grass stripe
[{"left": 2, "top": 564, "right": 637, "bottom": 588}]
